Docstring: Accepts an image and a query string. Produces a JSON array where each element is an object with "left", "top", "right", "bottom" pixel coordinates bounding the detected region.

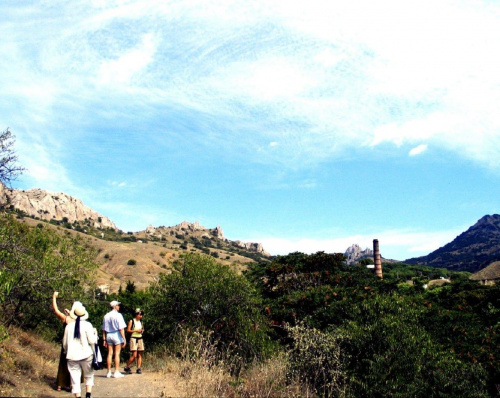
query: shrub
[
  {"left": 285, "top": 322, "right": 346, "bottom": 397},
  {"left": 148, "top": 253, "right": 273, "bottom": 366},
  {"left": 127, "top": 259, "right": 136, "bottom": 265},
  {"left": 0, "top": 214, "right": 97, "bottom": 329},
  {"left": 339, "top": 294, "right": 488, "bottom": 397}
]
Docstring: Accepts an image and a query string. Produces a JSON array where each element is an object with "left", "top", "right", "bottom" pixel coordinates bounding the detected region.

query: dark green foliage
[
  {"left": 125, "top": 280, "right": 136, "bottom": 294},
  {"left": 148, "top": 253, "right": 273, "bottom": 364},
  {"left": 245, "top": 252, "right": 496, "bottom": 396},
  {"left": 420, "top": 282, "right": 500, "bottom": 396},
  {"left": 127, "top": 259, "right": 136, "bottom": 265},
  {"left": 0, "top": 214, "right": 98, "bottom": 329},
  {"left": 383, "top": 262, "right": 453, "bottom": 281},
  {"left": 339, "top": 294, "right": 487, "bottom": 397}
]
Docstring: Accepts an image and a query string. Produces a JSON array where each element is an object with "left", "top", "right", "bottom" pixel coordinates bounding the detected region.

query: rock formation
[
  {"left": 344, "top": 244, "right": 373, "bottom": 265},
  {"left": 144, "top": 220, "right": 269, "bottom": 255},
  {"left": 0, "top": 183, "right": 117, "bottom": 230},
  {"left": 234, "top": 241, "right": 270, "bottom": 256}
]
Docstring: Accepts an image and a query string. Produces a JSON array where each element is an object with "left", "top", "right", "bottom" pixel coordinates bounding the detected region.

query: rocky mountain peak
[
  {"left": 344, "top": 244, "right": 373, "bottom": 265},
  {"left": 0, "top": 183, "right": 117, "bottom": 230}
]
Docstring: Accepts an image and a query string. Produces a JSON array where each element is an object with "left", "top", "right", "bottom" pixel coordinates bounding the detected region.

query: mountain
[
  {"left": 0, "top": 183, "right": 267, "bottom": 255},
  {"left": 0, "top": 184, "right": 271, "bottom": 292},
  {"left": 405, "top": 214, "right": 500, "bottom": 272},
  {"left": 344, "top": 244, "right": 373, "bottom": 265},
  {"left": 0, "top": 183, "right": 117, "bottom": 229}
]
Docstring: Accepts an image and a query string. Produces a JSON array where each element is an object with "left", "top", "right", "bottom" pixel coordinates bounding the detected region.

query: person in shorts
[
  {"left": 102, "top": 300, "right": 127, "bottom": 378},
  {"left": 124, "top": 308, "right": 145, "bottom": 374}
]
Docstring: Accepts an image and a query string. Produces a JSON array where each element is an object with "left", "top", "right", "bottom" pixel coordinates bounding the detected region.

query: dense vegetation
[{"left": 1, "top": 215, "right": 499, "bottom": 396}]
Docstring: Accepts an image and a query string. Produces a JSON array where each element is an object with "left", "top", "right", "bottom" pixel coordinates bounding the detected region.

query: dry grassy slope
[
  {"left": 0, "top": 327, "right": 62, "bottom": 397},
  {"left": 21, "top": 217, "right": 261, "bottom": 293}
]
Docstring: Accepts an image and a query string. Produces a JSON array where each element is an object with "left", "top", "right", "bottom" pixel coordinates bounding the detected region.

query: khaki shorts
[{"left": 129, "top": 337, "right": 145, "bottom": 351}]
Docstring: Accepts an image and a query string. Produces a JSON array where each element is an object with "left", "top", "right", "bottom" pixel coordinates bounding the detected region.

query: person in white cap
[
  {"left": 101, "top": 300, "right": 127, "bottom": 378},
  {"left": 63, "top": 302, "right": 97, "bottom": 398}
]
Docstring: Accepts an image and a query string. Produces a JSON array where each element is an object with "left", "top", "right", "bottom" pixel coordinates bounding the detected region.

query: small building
[{"left": 470, "top": 261, "right": 500, "bottom": 286}]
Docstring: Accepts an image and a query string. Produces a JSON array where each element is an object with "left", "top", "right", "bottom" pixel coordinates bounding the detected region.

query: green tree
[
  {"left": 0, "top": 214, "right": 98, "bottom": 328},
  {"left": 148, "top": 253, "right": 272, "bottom": 363},
  {"left": 0, "top": 128, "right": 25, "bottom": 186},
  {"left": 340, "top": 293, "right": 488, "bottom": 397},
  {"left": 125, "top": 280, "right": 136, "bottom": 294}
]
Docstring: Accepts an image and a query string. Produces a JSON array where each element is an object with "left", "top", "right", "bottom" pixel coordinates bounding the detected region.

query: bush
[
  {"left": 0, "top": 214, "right": 98, "bottom": 329},
  {"left": 127, "top": 259, "right": 137, "bottom": 265},
  {"left": 148, "top": 253, "right": 273, "bottom": 366},
  {"left": 285, "top": 322, "right": 346, "bottom": 397},
  {"left": 339, "top": 294, "right": 488, "bottom": 397}
]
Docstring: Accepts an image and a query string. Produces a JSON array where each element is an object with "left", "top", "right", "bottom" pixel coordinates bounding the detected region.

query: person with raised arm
[
  {"left": 63, "top": 302, "right": 98, "bottom": 398},
  {"left": 53, "top": 291, "right": 80, "bottom": 391}
]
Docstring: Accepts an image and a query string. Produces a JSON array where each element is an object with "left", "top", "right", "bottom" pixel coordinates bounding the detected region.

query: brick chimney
[{"left": 373, "top": 239, "right": 383, "bottom": 278}]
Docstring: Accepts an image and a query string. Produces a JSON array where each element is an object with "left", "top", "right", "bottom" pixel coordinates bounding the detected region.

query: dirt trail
[
  {"left": 0, "top": 328, "right": 186, "bottom": 398},
  {"left": 14, "top": 369, "right": 184, "bottom": 398},
  {"left": 86, "top": 369, "right": 183, "bottom": 397}
]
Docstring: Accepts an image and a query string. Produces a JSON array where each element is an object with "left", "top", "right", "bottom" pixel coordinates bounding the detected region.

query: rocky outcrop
[
  {"left": 143, "top": 220, "right": 269, "bottom": 256},
  {"left": 234, "top": 240, "right": 270, "bottom": 256},
  {"left": 145, "top": 221, "right": 226, "bottom": 240},
  {"left": 344, "top": 244, "right": 373, "bottom": 265},
  {"left": 0, "top": 183, "right": 117, "bottom": 230}
]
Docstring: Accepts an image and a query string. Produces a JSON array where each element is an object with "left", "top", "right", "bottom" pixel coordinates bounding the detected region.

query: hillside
[
  {"left": 20, "top": 216, "right": 269, "bottom": 293},
  {"left": 405, "top": 214, "right": 500, "bottom": 272},
  {"left": 0, "top": 183, "right": 272, "bottom": 293}
]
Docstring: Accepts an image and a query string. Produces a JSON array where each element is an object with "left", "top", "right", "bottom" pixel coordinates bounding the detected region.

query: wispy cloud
[{"left": 2, "top": 0, "right": 500, "bottom": 178}]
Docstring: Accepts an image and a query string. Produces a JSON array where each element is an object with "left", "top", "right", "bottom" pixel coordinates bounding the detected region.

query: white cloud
[
  {"left": 98, "top": 33, "right": 156, "bottom": 85},
  {"left": 409, "top": 144, "right": 428, "bottom": 157},
  {"left": 110, "top": 181, "right": 127, "bottom": 188},
  {"left": 2, "top": 0, "right": 500, "bottom": 181},
  {"left": 256, "top": 227, "right": 463, "bottom": 260}
]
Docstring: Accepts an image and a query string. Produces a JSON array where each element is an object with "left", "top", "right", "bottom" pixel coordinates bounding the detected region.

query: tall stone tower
[{"left": 373, "top": 239, "right": 383, "bottom": 278}]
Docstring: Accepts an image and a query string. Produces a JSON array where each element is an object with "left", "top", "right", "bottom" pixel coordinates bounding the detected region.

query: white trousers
[{"left": 67, "top": 355, "right": 94, "bottom": 394}]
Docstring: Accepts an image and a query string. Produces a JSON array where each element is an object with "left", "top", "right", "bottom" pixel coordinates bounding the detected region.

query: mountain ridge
[
  {"left": 0, "top": 183, "right": 268, "bottom": 256},
  {"left": 405, "top": 214, "right": 500, "bottom": 272}
]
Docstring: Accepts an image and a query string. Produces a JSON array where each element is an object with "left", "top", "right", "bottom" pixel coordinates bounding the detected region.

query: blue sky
[{"left": 1, "top": 0, "right": 500, "bottom": 260}]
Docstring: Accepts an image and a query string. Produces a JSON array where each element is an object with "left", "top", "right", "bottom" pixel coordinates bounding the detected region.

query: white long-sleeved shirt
[{"left": 63, "top": 319, "right": 98, "bottom": 361}]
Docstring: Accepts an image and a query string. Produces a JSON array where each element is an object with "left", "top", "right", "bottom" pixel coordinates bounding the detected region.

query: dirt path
[
  {"left": 1, "top": 367, "right": 184, "bottom": 398},
  {"left": 0, "top": 328, "right": 186, "bottom": 398},
  {"left": 88, "top": 369, "right": 183, "bottom": 398}
]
